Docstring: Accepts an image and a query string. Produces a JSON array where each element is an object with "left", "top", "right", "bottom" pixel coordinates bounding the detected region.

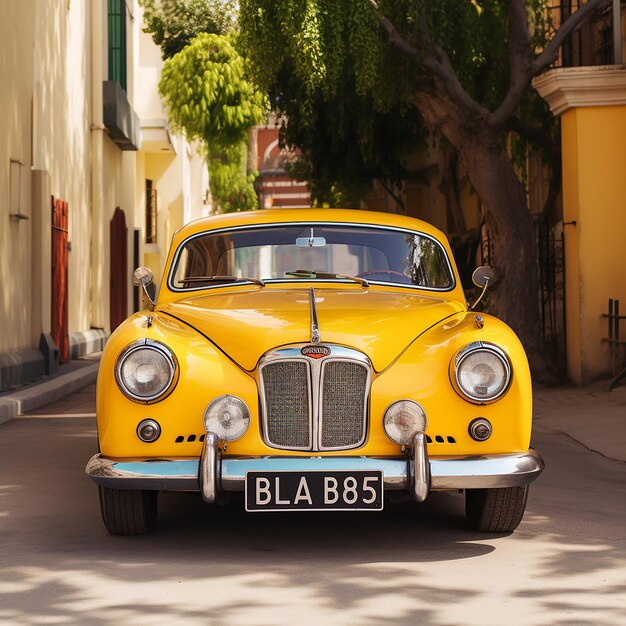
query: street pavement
[{"left": 0, "top": 380, "right": 625, "bottom": 625}]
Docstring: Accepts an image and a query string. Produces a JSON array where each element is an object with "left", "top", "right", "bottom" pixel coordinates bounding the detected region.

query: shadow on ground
[{"left": 0, "top": 415, "right": 624, "bottom": 626}]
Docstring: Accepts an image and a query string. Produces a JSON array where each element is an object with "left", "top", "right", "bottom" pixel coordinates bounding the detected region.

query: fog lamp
[
  {"left": 137, "top": 419, "right": 161, "bottom": 443},
  {"left": 204, "top": 395, "right": 250, "bottom": 442},
  {"left": 468, "top": 418, "right": 492, "bottom": 441},
  {"left": 383, "top": 400, "right": 427, "bottom": 446}
]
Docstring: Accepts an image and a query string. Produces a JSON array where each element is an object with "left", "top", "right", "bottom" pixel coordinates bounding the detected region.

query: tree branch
[
  {"left": 367, "top": 0, "right": 420, "bottom": 59},
  {"left": 368, "top": 0, "right": 489, "bottom": 120},
  {"left": 508, "top": 116, "right": 554, "bottom": 153},
  {"left": 507, "top": 0, "right": 533, "bottom": 83},
  {"left": 490, "top": 0, "right": 612, "bottom": 126},
  {"left": 377, "top": 178, "right": 406, "bottom": 213}
]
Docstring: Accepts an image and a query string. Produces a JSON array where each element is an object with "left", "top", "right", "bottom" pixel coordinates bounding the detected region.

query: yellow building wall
[{"left": 561, "top": 105, "right": 626, "bottom": 382}]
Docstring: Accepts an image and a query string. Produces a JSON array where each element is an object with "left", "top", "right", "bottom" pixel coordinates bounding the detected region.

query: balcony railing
[{"left": 556, "top": 0, "right": 624, "bottom": 67}]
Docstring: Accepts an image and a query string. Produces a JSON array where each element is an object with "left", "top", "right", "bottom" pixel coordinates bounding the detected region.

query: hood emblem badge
[
  {"left": 309, "top": 287, "right": 321, "bottom": 344},
  {"left": 301, "top": 345, "right": 331, "bottom": 359}
]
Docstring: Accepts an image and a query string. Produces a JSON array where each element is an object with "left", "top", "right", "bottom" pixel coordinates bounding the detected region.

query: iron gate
[
  {"left": 479, "top": 221, "right": 566, "bottom": 371},
  {"left": 537, "top": 222, "right": 567, "bottom": 371}
]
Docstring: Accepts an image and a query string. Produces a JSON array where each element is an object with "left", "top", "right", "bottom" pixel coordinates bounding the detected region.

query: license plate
[{"left": 245, "top": 470, "right": 383, "bottom": 512}]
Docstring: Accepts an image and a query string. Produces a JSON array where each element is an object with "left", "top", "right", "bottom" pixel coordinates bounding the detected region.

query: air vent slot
[
  {"left": 174, "top": 433, "right": 204, "bottom": 443},
  {"left": 426, "top": 434, "right": 457, "bottom": 445}
]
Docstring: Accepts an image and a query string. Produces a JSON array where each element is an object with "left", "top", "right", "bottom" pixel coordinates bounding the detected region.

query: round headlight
[
  {"left": 116, "top": 340, "right": 177, "bottom": 402},
  {"left": 454, "top": 343, "right": 511, "bottom": 403},
  {"left": 204, "top": 395, "right": 250, "bottom": 442},
  {"left": 383, "top": 400, "right": 428, "bottom": 445}
]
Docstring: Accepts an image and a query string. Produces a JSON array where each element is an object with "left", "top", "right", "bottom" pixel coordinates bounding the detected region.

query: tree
[
  {"left": 158, "top": 32, "right": 266, "bottom": 212},
  {"left": 141, "top": 0, "right": 237, "bottom": 59},
  {"left": 240, "top": 0, "right": 612, "bottom": 377},
  {"left": 271, "top": 63, "right": 427, "bottom": 211}
]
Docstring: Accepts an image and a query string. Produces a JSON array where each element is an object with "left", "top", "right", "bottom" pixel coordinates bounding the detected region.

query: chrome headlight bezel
[
  {"left": 452, "top": 342, "right": 512, "bottom": 404},
  {"left": 115, "top": 339, "right": 178, "bottom": 403}
]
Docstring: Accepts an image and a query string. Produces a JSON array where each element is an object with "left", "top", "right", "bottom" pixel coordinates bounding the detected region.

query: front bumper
[{"left": 86, "top": 435, "right": 544, "bottom": 503}]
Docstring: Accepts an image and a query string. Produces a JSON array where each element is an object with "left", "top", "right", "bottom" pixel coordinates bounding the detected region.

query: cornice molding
[{"left": 533, "top": 65, "right": 626, "bottom": 115}]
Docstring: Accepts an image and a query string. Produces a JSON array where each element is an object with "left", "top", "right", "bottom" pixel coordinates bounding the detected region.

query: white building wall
[
  {"left": 134, "top": 3, "right": 209, "bottom": 285},
  {"left": 32, "top": 0, "right": 93, "bottom": 335},
  {"left": 0, "top": 0, "right": 207, "bottom": 386},
  {"left": 0, "top": 0, "right": 36, "bottom": 354}
]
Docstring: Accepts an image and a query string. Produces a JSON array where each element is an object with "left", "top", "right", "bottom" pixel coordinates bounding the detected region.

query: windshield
[{"left": 170, "top": 224, "right": 454, "bottom": 291}]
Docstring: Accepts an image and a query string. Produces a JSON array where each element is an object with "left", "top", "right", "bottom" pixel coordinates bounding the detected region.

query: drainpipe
[
  {"left": 615, "top": 0, "right": 623, "bottom": 64},
  {"left": 91, "top": 1, "right": 107, "bottom": 333}
]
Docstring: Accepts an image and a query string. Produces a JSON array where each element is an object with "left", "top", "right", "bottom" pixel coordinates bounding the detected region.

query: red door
[
  {"left": 51, "top": 197, "right": 70, "bottom": 363},
  {"left": 110, "top": 207, "right": 128, "bottom": 330}
]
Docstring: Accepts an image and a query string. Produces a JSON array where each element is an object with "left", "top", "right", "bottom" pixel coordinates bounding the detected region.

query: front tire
[
  {"left": 465, "top": 485, "right": 529, "bottom": 532},
  {"left": 98, "top": 487, "right": 158, "bottom": 535}
]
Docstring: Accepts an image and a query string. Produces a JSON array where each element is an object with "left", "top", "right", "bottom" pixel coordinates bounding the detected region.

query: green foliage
[
  {"left": 140, "top": 0, "right": 237, "bottom": 59},
  {"left": 160, "top": 33, "right": 265, "bottom": 143},
  {"left": 240, "top": 1, "right": 425, "bottom": 206},
  {"left": 280, "top": 80, "right": 426, "bottom": 207},
  {"left": 208, "top": 139, "right": 259, "bottom": 212},
  {"left": 240, "top": 0, "right": 557, "bottom": 204},
  {"left": 159, "top": 33, "right": 267, "bottom": 212},
  {"left": 243, "top": 0, "right": 554, "bottom": 110}
]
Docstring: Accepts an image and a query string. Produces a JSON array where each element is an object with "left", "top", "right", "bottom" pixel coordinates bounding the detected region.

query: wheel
[
  {"left": 465, "top": 485, "right": 529, "bottom": 532},
  {"left": 98, "top": 486, "right": 158, "bottom": 535}
]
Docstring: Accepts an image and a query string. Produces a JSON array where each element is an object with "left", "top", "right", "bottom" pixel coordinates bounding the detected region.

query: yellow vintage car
[{"left": 86, "top": 208, "right": 543, "bottom": 534}]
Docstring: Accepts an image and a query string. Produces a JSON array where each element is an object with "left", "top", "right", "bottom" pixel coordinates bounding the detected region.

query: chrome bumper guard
[{"left": 86, "top": 432, "right": 544, "bottom": 503}]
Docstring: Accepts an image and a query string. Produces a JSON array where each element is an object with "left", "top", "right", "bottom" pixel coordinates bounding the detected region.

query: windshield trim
[{"left": 167, "top": 221, "right": 457, "bottom": 294}]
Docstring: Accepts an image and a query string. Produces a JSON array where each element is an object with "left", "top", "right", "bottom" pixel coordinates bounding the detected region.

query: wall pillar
[
  {"left": 534, "top": 66, "right": 626, "bottom": 383},
  {"left": 90, "top": 0, "right": 107, "bottom": 332}
]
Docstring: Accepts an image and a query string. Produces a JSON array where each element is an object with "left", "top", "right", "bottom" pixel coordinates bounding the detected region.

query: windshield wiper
[
  {"left": 285, "top": 269, "right": 369, "bottom": 288},
  {"left": 178, "top": 275, "right": 265, "bottom": 286}
]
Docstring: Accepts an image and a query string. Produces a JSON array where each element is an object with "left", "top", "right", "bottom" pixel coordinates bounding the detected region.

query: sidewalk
[
  {"left": 533, "top": 382, "right": 626, "bottom": 463},
  {"left": 0, "top": 354, "right": 624, "bottom": 464},
  {"left": 0, "top": 354, "right": 100, "bottom": 424}
]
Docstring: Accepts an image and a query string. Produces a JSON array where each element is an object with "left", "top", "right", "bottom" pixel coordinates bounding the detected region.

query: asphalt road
[{"left": 0, "top": 384, "right": 625, "bottom": 626}]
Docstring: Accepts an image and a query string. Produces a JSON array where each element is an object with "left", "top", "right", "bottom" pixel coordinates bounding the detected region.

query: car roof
[{"left": 171, "top": 208, "right": 448, "bottom": 248}]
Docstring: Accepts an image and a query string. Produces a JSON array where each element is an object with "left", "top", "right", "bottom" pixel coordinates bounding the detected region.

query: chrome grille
[
  {"left": 262, "top": 361, "right": 311, "bottom": 449},
  {"left": 320, "top": 361, "right": 368, "bottom": 449},
  {"left": 259, "top": 346, "right": 371, "bottom": 452}
]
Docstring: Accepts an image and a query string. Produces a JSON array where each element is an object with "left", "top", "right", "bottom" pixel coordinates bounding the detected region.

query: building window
[
  {"left": 146, "top": 180, "right": 157, "bottom": 244},
  {"left": 108, "top": 0, "right": 127, "bottom": 92}
]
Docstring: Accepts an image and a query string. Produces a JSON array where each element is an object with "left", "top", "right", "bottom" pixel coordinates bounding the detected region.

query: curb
[{"left": 0, "top": 361, "right": 99, "bottom": 425}]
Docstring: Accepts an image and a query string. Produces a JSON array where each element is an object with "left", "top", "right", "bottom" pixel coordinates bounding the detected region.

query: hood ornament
[{"left": 309, "top": 287, "right": 321, "bottom": 343}]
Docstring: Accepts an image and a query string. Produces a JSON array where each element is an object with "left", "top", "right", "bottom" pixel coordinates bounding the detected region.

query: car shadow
[{"left": 153, "top": 489, "right": 500, "bottom": 563}]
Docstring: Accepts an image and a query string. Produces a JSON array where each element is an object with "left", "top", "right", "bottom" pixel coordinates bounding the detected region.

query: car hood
[{"left": 159, "top": 287, "right": 465, "bottom": 372}]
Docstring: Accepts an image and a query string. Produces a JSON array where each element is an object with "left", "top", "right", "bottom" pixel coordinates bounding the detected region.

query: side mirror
[
  {"left": 133, "top": 267, "right": 156, "bottom": 310},
  {"left": 133, "top": 266, "right": 154, "bottom": 287},
  {"left": 471, "top": 266, "right": 495, "bottom": 289},
  {"left": 469, "top": 266, "right": 495, "bottom": 310}
]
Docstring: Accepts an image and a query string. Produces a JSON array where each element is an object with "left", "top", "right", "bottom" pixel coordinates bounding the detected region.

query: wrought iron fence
[
  {"left": 556, "top": 0, "right": 624, "bottom": 67},
  {"left": 602, "top": 299, "right": 626, "bottom": 383},
  {"left": 479, "top": 222, "right": 567, "bottom": 372},
  {"left": 537, "top": 222, "right": 567, "bottom": 371}
]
